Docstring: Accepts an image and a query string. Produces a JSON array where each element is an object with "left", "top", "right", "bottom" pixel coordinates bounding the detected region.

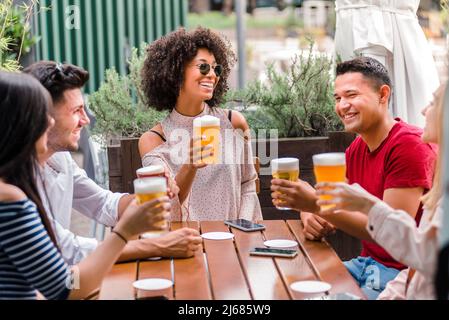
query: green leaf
[
  {"left": 88, "top": 46, "right": 167, "bottom": 142},
  {"left": 225, "top": 41, "right": 343, "bottom": 138}
]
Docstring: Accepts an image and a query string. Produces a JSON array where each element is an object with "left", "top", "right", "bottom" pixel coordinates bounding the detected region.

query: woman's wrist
[
  {"left": 112, "top": 224, "right": 132, "bottom": 243},
  {"left": 112, "top": 229, "right": 128, "bottom": 244},
  {"left": 183, "top": 163, "right": 198, "bottom": 173}
]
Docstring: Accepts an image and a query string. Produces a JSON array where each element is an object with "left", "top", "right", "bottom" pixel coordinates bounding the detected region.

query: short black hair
[
  {"left": 141, "top": 27, "right": 236, "bottom": 111},
  {"left": 23, "top": 61, "right": 89, "bottom": 104},
  {"left": 336, "top": 56, "right": 392, "bottom": 91}
]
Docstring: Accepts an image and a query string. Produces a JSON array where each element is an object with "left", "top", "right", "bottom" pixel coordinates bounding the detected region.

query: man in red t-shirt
[{"left": 271, "top": 57, "right": 437, "bottom": 299}]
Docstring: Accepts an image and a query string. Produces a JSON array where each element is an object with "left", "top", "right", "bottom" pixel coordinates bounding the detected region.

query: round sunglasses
[{"left": 195, "top": 63, "right": 223, "bottom": 77}]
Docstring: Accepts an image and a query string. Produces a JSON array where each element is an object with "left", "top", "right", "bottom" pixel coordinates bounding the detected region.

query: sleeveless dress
[
  {"left": 335, "top": 0, "right": 439, "bottom": 128},
  {"left": 141, "top": 104, "right": 262, "bottom": 221}
]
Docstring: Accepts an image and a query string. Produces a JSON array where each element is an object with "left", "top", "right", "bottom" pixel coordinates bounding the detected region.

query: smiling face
[
  {"left": 334, "top": 72, "right": 390, "bottom": 135},
  {"left": 180, "top": 48, "right": 220, "bottom": 103},
  {"left": 47, "top": 88, "right": 90, "bottom": 153}
]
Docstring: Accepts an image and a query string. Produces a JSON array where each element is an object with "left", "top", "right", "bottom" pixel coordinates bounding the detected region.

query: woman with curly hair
[{"left": 139, "top": 27, "right": 262, "bottom": 221}]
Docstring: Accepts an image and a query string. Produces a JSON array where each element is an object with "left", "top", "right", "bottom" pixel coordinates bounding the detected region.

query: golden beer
[
  {"left": 133, "top": 177, "right": 168, "bottom": 237},
  {"left": 313, "top": 153, "right": 346, "bottom": 210},
  {"left": 271, "top": 158, "right": 300, "bottom": 210},
  {"left": 193, "top": 115, "right": 220, "bottom": 165}
]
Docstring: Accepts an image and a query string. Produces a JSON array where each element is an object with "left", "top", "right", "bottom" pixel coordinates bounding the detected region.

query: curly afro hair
[{"left": 141, "top": 27, "right": 236, "bottom": 111}]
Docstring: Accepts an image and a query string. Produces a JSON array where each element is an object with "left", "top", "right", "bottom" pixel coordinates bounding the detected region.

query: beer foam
[
  {"left": 312, "top": 153, "right": 346, "bottom": 166},
  {"left": 271, "top": 158, "right": 299, "bottom": 172},
  {"left": 136, "top": 165, "right": 164, "bottom": 176},
  {"left": 134, "top": 177, "right": 167, "bottom": 194},
  {"left": 193, "top": 115, "right": 220, "bottom": 127}
]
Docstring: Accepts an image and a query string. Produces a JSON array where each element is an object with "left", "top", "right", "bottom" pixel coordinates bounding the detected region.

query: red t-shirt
[{"left": 346, "top": 119, "right": 437, "bottom": 270}]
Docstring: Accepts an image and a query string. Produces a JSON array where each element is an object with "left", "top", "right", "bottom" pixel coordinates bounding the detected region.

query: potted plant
[
  {"left": 226, "top": 42, "right": 359, "bottom": 260},
  {"left": 0, "top": 0, "right": 40, "bottom": 71},
  {"left": 89, "top": 44, "right": 167, "bottom": 194}
]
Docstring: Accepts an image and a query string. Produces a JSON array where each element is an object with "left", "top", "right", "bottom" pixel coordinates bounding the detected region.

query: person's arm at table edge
[{"left": 116, "top": 239, "right": 161, "bottom": 262}]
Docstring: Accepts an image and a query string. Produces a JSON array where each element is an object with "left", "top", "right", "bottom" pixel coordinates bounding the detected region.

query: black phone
[
  {"left": 249, "top": 247, "right": 298, "bottom": 258},
  {"left": 224, "top": 219, "right": 266, "bottom": 232}
]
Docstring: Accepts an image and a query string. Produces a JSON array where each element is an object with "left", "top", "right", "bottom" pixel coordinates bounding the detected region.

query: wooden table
[{"left": 99, "top": 220, "right": 365, "bottom": 300}]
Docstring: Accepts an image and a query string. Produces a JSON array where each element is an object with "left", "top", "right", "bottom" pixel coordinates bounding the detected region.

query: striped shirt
[{"left": 0, "top": 199, "right": 71, "bottom": 300}]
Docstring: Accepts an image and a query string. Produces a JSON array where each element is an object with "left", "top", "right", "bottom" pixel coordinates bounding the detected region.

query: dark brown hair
[
  {"left": 336, "top": 56, "right": 392, "bottom": 91},
  {"left": 141, "top": 27, "right": 236, "bottom": 111},
  {"left": 0, "top": 71, "right": 58, "bottom": 246},
  {"left": 23, "top": 61, "right": 89, "bottom": 104}
]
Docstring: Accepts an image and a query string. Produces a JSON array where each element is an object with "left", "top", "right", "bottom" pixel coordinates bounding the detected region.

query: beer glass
[
  {"left": 312, "top": 153, "right": 346, "bottom": 211},
  {"left": 136, "top": 165, "right": 165, "bottom": 179},
  {"left": 193, "top": 115, "right": 220, "bottom": 165},
  {"left": 271, "top": 158, "right": 300, "bottom": 210},
  {"left": 133, "top": 177, "right": 168, "bottom": 238}
]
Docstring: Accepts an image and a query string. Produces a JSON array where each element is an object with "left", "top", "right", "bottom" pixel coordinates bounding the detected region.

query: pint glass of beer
[
  {"left": 312, "top": 153, "right": 346, "bottom": 211},
  {"left": 193, "top": 115, "right": 220, "bottom": 165},
  {"left": 133, "top": 177, "right": 168, "bottom": 238},
  {"left": 271, "top": 158, "right": 300, "bottom": 210}
]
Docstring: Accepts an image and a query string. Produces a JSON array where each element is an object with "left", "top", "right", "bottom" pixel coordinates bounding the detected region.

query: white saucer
[
  {"left": 133, "top": 278, "right": 173, "bottom": 291},
  {"left": 201, "top": 232, "right": 235, "bottom": 240},
  {"left": 264, "top": 239, "right": 298, "bottom": 248},
  {"left": 290, "top": 281, "right": 332, "bottom": 294}
]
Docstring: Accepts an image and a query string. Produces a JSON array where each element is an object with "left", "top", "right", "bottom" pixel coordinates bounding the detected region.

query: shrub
[
  {"left": 226, "top": 42, "right": 343, "bottom": 138},
  {"left": 88, "top": 44, "right": 167, "bottom": 142},
  {"left": 0, "top": 0, "right": 39, "bottom": 71}
]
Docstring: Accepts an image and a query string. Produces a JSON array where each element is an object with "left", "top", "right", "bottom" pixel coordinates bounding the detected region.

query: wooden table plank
[
  {"left": 231, "top": 225, "right": 290, "bottom": 300},
  {"left": 136, "top": 224, "right": 175, "bottom": 300},
  {"left": 171, "top": 221, "right": 212, "bottom": 300},
  {"left": 200, "top": 221, "right": 252, "bottom": 300},
  {"left": 262, "top": 220, "right": 320, "bottom": 300},
  {"left": 137, "top": 259, "right": 174, "bottom": 300},
  {"left": 287, "top": 220, "right": 366, "bottom": 299},
  {"left": 99, "top": 262, "right": 137, "bottom": 300}
]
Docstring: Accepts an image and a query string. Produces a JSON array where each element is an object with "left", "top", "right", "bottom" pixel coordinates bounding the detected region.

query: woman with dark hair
[
  {"left": 139, "top": 27, "right": 262, "bottom": 221},
  {"left": 0, "top": 71, "right": 170, "bottom": 300}
]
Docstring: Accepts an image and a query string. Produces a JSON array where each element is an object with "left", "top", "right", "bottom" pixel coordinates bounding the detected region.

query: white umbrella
[{"left": 334, "top": 0, "right": 440, "bottom": 128}]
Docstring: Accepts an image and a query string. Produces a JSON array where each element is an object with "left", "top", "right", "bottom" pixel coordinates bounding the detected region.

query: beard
[{"left": 47, "top": 127, "right": 80, "bottom": 153}]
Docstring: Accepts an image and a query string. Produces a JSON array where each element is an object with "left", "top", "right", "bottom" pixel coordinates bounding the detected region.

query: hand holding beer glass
[
  {"left": 312, "top": 153, "right": 346, "bottom": 212},
  {"left": 271, "top": 158, "right": 300, "bottom": 210},
  {"left": 193, "top": 115, "right": 220, "bottom": 165},
  {"left": 134, "top": 177, "right": 170, "bottom": 238}
]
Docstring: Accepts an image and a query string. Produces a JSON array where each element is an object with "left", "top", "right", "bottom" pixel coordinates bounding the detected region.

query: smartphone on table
[
  {"left": 249, "top": 247, "right": 298, "bottom": 258},
  {"left": 224, "top": 219, "right": 265, "bottom": 232}
]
